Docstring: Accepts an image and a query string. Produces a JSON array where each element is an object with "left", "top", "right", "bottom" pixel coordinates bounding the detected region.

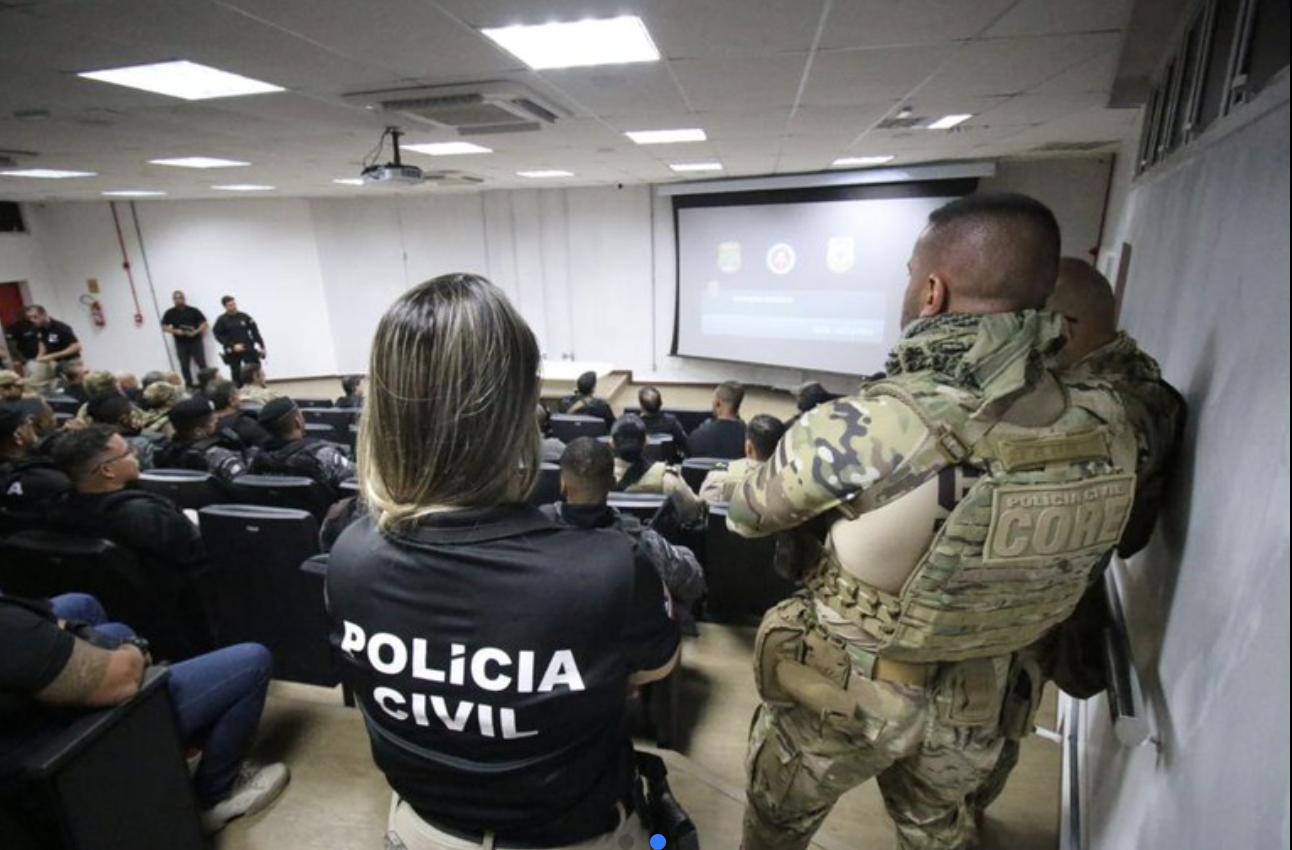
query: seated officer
[
  {"left": 139, "top": 380, "right": 179, "bottom": 437},
  {"left": 536, "top": 403, "right": 566, "bottom": 464},
  {"left": 699, "top": 413, "right": 786, "bottom": 505},
  {"left": 85, "top": 393, "right": 165, "bottom": 471},
  {"left": 154, "top": 396, "right": 250, "bottom": 487},
  {"left": 557, "top": 370, "right": 615, "bottom": 428},
  {"left": 609, "top": 415, "right": 703, "bottom": 525},
  {"left": 48, "top": 426, "right": 214, "bottom": 657},
  {"left": 207, "top": 379, "right": 271, "bottom": 448},
  {"left": 0, "top": 400, "right": 70, "bottom": 526},
  {"left": 335, "top": 375, "right": 364, "bottom": 409},
  {"left": 637, "top": 386, "right": 689, "bottom": 458},
  {"left": 543, "top": 437, "right": 706, "bottom": 612},
  {"left": 250, "top": 397, "right": 355, "bottom": 496},
  {"left": 686, "top": 381, "right": 747, "bottom": 460},
  {"left": 237, "top": 363, "right": 279, "bottom": 405}
]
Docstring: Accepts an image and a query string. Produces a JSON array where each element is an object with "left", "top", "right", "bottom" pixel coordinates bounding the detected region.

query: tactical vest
[{"left": 809, "top": 378, "right": 1137, "bottom": 663}]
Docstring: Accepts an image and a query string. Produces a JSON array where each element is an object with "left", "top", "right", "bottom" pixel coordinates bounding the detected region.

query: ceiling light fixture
[
  {"left": 212, "top": 184, "right": 275, "bottom": 192},
  {"left": 102, "top": 190, "right": 167, "bottom": 197},
  {"left": 517, "top": 170, "right": 573, "bottom": 178},
  {"left": 626, "top": 128, "right": 707, "bottom": 145},
  {"left": 332, "top": 178, "right": 365, "bottom": 186},
  {"left": 482, "top": 16, "right": 660, "bottom": 70},
  {"left": 927, "top": 114, "right": 973, "bottom": 130},
  {"left": 403, "top": 142, "right": 493, "bottom": 156},
  {"left": 831, "top": 155, "right": 895, "bottom": 167},
  {"left": 150, "top": 157, "right": 250, "bottom": 169},
  {"left": 669, "top": 162, "right": 723, "bottom": 173},
  {"left": 0, "top": 168, "right": 97, "bottom": 179},
  {"left": 78, "top": 60, "right": 284, "bottom": 101}
]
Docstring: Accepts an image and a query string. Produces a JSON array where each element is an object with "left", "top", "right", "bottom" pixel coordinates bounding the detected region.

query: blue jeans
[
  {"left": 168, "top": 643, "right": 274, "bottom": 805},
  {"left": 48, "top": 592, "right": 136, "bottom": 642}
]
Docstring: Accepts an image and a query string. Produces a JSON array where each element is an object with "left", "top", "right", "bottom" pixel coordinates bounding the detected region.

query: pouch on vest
[
  {"left": 753, "top": 597, "right": 810, "bottom": 705},
  {"left": 999, "top": 652, "right": 1044, "bottom": 741},
  {"left": 932, "top": 657, "right": 1006, "bottom": 727}
]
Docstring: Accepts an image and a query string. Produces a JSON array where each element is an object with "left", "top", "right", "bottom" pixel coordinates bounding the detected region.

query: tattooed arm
[{"left": 36, "top": 639, "right": 146, "bottom": 708}]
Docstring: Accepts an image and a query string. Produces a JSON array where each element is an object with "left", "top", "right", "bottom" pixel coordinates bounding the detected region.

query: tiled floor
[{"left": 217, "top": 624, "right": 1060, "bottom": 850}]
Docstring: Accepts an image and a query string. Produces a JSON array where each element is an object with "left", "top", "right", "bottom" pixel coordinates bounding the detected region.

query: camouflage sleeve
[
  {"left": 661, "top": 467, "right": 704, "bottom": 525},
  {"left": 320, "top": 446, "right": 357, "bottom": 490},
  {"left": 208, "top": 447, "right": 247, "bottom": 486},
  {"left": 636, "top": 528, "right": 706, "bottom": 605},
  {"left": 727, "top": 395, "right": 925, "bottom": 538},
  {"left": 697, "top": 469, "right": 728, "bottom": 505}
]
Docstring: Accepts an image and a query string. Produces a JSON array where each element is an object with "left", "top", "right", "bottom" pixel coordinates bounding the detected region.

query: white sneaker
[{"left": 201, "top": 762, "right": 290, "bottom": 834}]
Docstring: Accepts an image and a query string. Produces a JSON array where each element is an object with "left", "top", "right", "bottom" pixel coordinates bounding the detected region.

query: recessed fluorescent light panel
[
  {"left": 332, "top": 178, "right": 365, "bottom": 186},
  {"left": 517, "top": 170, "right": 573, "bottom": 179},
  {"left": 78, "top": 60, "right": 284, "bottom": 101},
  {"left": 150, "top": 157, "right": 249, "bottom": 169},
  {"left": 0, "top": 169, "right": 96, "bottom": 179},
  {"left": 403, "top": 142, "right": 493, "bottom": 156},
  {"left": 102, "top": 190, "right": 167, "bottom": 197},
  {"left": 669, "top": 162, "right": 723, "bottom": 173},
  {"left": 212, "top": 184, "right": 275, "bottom": 192},
  {"left": 927, "top": 114, "right": 972, "bottom": 130},
  {"left": 626, "top": 129, "right": 707, "bottom": 145},
  {"left": 831, "top": 155, "right": 895, "bottom": 167},
  {"left": 482, "top": 16, "right": 660, "bottom": 70}
]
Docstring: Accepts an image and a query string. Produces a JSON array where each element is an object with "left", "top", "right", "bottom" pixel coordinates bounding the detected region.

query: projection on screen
[{"left": 673, "top": 181, "right": 974, "bottom": 375}]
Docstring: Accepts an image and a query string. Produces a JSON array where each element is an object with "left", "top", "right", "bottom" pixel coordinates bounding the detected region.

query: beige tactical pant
[
  {"left": 26, "top": 356, "right": 82, "bottom": 396},
  {"left": 742, "top": 601, "right": 1020, "bottom": 850},
  {"left": 387, "top": 794, "right": 648, "bottom": 850}
]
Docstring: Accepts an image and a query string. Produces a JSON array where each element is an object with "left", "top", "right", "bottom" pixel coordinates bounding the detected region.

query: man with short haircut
[
  {"left": 86, "top": 393, "right": 164, "bottom": 471},
  {"left": 154, "top": 395, "right": 250, "bottom": 486},
  {"left": 0, "top": 400, "right": 70, "bottom": 524},
  {"left": 536, "top": 403, "right": 566, "bottom": 464},
  {"left": 687, "top": 381, "right": 746, "bottom": 460},
  {"left": 118, "top": 371, "right": 143, "bottom": 404},
  {"left": 1, "top": 369, "right": 25, "bottom": 401},
  {"left": 237, "top": 362, "right": 279, "bottom": 405},
  {"left": 139, "top": 380, "right": 179, "bottom": 436},
  {"left": 558, "top": 370, "right": 615, "bottom": 428},
  {"left": 699, "top": 413, "right": 786, "bottom": 504},
  {"left": 24, "top": 305, "right": 83, "bottom": 396},
  {"left": 250, "top": 397, "right": 354, "bottom": 495},
  {"left": 609, "top": 415, "right": 703, "bottom": 525},
  {"left": 730, "top": 193, "right": 1140, "bottom": 850},
  {"left": 335, "top": 375, "right": 364, "bottom": 409},
  {"left": 208, "top": 379, "right": 271, "bottom": 448},
  {"left": 212, "top": 296, "right": 265, "bottom": 387},
  {"left": 637, "top": 386, "right": 689, "bottom": 457},
  {"left": 48, "top": 426, "right": 214, "bottom": 654},
  {"left": 55, "top": 362, "right": 89, "bottom": 404},
  {"left": 543, "top": 437, "right": 706, "bottom": 612},
  {"left": 161, "top": 290, "right": 210, "bottom": 389},
  {"left": 784, "top": 382, "right": 842, "bottom": 429}
]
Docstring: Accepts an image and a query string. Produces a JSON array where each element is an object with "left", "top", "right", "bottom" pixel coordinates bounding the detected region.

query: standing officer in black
[
  {"left": 212, "top": 295, "right": 266, "bottom": 387},
  {"left": 160, "top": 290, "right": 209, "bottom": 390}
]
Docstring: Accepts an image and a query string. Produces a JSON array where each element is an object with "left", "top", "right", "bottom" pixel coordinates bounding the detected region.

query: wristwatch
[{"left": 121, "top": 636, "right": 153, "bottom": 665}]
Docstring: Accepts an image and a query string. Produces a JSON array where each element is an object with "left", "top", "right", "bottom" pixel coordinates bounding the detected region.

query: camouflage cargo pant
[{"left": 742, "top": 600, "right": 1022, "bottom": 850}]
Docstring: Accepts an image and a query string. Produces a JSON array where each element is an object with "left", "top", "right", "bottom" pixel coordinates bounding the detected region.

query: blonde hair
[{"left": 359, "top": 274, "right": 541, "bottom": 529}]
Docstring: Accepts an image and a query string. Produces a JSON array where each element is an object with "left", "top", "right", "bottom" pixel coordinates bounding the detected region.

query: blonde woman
[{"left": 326, "top": 274, "right": 678, "bottom": 849}]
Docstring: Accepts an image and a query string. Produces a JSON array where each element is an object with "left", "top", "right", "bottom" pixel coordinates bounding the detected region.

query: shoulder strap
[{"left": 616, "top": 459, "right": 651, "bottom": 491}]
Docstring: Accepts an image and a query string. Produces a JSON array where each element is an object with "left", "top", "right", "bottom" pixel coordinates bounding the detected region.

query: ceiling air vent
[
  {"left": 346, "top": 81, "right": 566, "bottom": 136},
  {"left": 1031, "top": 140, "right": 1117, "bottom": 152},
  {"left": 876, "top": 115, "right": 928, "bottom": 130},
  {"left": 423, "top": 170, "right": 485, "bottom": 186}
]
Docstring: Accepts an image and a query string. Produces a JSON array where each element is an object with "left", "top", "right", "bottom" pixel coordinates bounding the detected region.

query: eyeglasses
[{"left": 98, "top": 447, "right": 135, "bottom": 469}]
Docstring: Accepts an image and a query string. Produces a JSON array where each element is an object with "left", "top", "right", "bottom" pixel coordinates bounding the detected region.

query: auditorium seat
[
  {"left": 137, "top": 469, "right": 227, "bottom": 512},
  {"left": 607, "top": 492, "right": 669, "bottom": 524},
  {"left": 340, "top": 478, "right": 360, "bottom": 495},
  {"left": 622, "top": 406, "right": 711, "bottom": 434},
  {"left": 44, "top": 396, "right": 81, "bottom": 416},
  {"left": 301, "top": 407, "right": 359, "bottom": 444},
  {"left": 0, "top": 530, "right": 206, "bottom": 661},
  {"left": 226, "top": 474, "right": 335, "bottom": 520},
  {"left": 0, "top": 668, "right": 206, "bottom": 850},
  {"left": 198, "top": 505, "right": 336, "bottom": 689},
  {"left": 702, "top": 503, "right": 796, "bottom": 625},
  {"left": 596, "top": 433, "right": 676, "bottom": 463},
  {"left": 528, "top": 463, "right": 561, "bottom": 507},
  {"left": 548, "top": 413, "right": 608, "bottom": 442},
  {"left": 303, "top": 422, "right": 337, "bottom": 440},
  {"left": 681, "top": 458, "right": 727, "bottom": 493},
  {"left": 291, "top": 397, "right": 332, "bottom": 409}
]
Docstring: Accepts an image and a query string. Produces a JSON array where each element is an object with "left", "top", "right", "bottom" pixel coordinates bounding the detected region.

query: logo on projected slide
[
  {"left": 717, "top": 241, "right": 742, "bottom": 273},
  {"left": 827, "top": 236, "right": 856, "bottom": 273},
  {"left": 766, "top": 243, "right": 796, "bottom": 275}
]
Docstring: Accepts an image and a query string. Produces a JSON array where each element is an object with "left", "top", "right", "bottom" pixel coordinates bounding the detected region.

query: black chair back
[
  {"left": 302, "top": 422, "right": 336, "bottom": 440},
  {"left": 0, "top": 668, "right": 206, "bottom": 850},
  {"left": 198, "top": 505, "right": 335, "bottom": 687},
  {"left": 137, "top": 469, "right": 227, "bottom": 512},
  {"left": 681, "top": 458, "right": 728, "bottom": 493},
  {"left": 623, "top": 407, "right": 711, "bottom": 434},
  {"left": 607, "top": 492, "right": 669, "bottom": 524},
  {"left": 549, "top": 414, "right": 608, "bottom": 442},
  {"left": 44, "top": 396, "right": 81, "bottom": 416},
  {"left": 703, "top": 503, "right": 796, "bottom": 624},
  {"left": 301, "top": 407, "right": 359, "bottom": 444},
  {"left": 0, "top": 531, "right": 203, "bottom": 660},
  {"left": 597, "top": 433, "right": 676, "bottom": 464},
  {"left": 527, "top": 463, "right": 561, "bottom": 506},
  {"left": 226, "top": 474, "right": 335, "bottom": 520},
  {"left": 291, "top": 397, "right": 332, "bottom": 409}
]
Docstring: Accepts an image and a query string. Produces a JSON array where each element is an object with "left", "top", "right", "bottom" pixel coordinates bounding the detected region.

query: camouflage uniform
[
  {"left": 729, "top": 311, "right": 1138, "bottom": 850},
  {"left": 699, "top": 457, "right": 761, "bottom": 505},
  {"left": 613, "top": 457, "right": 705, "bottom": 525},
  {"left": 968, "top": 330, "right": 1186, "bottom": 817}
]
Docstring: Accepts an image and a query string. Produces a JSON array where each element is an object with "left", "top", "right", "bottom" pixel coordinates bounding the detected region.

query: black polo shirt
[
  {"left": 5, "top": 319, "right": 40, "bottom": 360},
  {"left": 212, "top": 311, "right": 263, "bottom": 350},
  {"left": 0, "top": 598, "right": 76, "bottom": 758},
  {"left": 327, "top": 505, "right": 678, "bottom": 845},
  {"left": 686, "top": 417, "right": 746, "bottom": 460},
  {"left": 36, "top": 320, "right": 77, "bottom": 355},
  {"left": 0, "top": 456, "right": 71, "bottom": 521},
  {"left": 161, "top": 305, "right": 207, "bottom": 335}
]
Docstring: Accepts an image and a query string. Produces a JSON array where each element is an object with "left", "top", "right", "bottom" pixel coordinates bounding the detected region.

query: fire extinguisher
[{"left": 79, "top": 294, "right": 106, "bottom": 327}]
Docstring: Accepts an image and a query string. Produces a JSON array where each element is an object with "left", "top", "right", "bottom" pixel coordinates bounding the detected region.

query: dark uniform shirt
[
  {"left": 0, "top": 456, "right": 71, "bottom": 523},
  {"left": 212, "top": 311, "right": 264, "bottom": 352},
  {"left": 558, "top": 394, "right": 615, "bottom": 429},
  {"left": 154, "top": 430, "right": 250, "bottom": 486},
  {"left": 6, "top": 319, "right": 40, "bottom": 360},
  {"left": 0, "top": 598, "right": 77, "bottom": 758},
  {"left": 161, "top": 305, "right": 207, "bottom": 335},
  {"left": 327, "top": 506, "right": 678, "bottom": 845},
  {"left": 252, "top": 437, "right": 354, "bottom": 494},
  {"left": 686, "top": 417, "right": 746, "bottom": 460},
  {"left": 36, "top": 319, "right": 78, "bottom": 355},
  {"left": 639, "top": 411, "right": 690, "bottom": 457}
]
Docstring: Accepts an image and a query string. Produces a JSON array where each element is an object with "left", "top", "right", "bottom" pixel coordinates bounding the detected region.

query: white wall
[
  {"left": 4, "top": 157, "right": 1111, "bottom": 390},
  {"left": 1080, "top": 76, "right": 1290, "bottom": 850}
]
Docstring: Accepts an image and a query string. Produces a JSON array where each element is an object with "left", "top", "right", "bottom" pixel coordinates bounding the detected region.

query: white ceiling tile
[
  {"left": 985, "top": 0, "right": 1134, "bottom": 38},
  {"left": 801, "top": 46, "right": 947, "bottom": 104},
  {"left": 926, "top": 32, "right": 1124, "bottom": 97},
  {"left": 669, "top": 54, "right": 809, "bottom": 110},
  {"left": 819, "top": 0, "right": 1018, "bottom": 49}
]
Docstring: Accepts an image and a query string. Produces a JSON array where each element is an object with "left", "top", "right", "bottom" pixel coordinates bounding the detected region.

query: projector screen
[{"left": 672, "top": 179, "right": 976, "bottom": 375}]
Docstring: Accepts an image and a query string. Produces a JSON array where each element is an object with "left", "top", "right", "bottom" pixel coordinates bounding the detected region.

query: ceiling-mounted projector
[{"left": 359, "top": 126, "right": 423, "bottom": 186}]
